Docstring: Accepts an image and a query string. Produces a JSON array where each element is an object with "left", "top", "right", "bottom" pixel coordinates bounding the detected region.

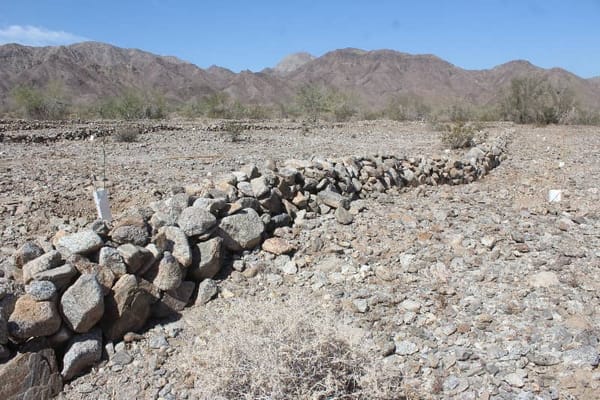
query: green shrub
[
  {"left": 383, "top": 95, "right": 431, "bottom": 121},
  {"left": 98, "top": 89, "right": 166, "bottom": 120}
]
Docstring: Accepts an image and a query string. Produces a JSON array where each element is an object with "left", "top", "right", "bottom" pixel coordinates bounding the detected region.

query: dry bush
[
  {"left": 190, "top": 294, "right": 404, "bottom": 400},
  {"left": 113, "top": 126, "right": 139, "bottom": 142},
  {"left": 438, "top": 122, "right": 477, "bottom": 149}
]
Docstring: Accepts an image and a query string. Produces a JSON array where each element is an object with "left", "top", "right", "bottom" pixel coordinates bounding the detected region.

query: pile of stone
[{"left": 0, "top": 133, "right": 509, "bottom": 397}]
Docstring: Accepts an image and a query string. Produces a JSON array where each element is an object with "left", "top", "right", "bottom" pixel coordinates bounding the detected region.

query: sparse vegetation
[
  {"left": 383, "top": 94, "right": 431, "bottom": 121},
  {"left": 11, "top": 80, "right": 70, "bottom": 120},
  {"left": 222, "top": 120, "right": 246, "bottom": 142},
  {"left": 500, "top": 76, "right": 575, "bottom": 125},
  {"left": 113, "top": 126, "right": 140, "bottom": 142},
  {"left": 98, "top": 89, "right": 166, "bottom": 120},
  {"left": 192, "top": 295, "right": 404, "bottom": 400},
  {"left": 438, "top": 121, "right": 478, "bottom": 149}
]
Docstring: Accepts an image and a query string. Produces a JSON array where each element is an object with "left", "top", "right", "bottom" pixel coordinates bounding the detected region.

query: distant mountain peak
[{"left": 273, "top": 52, "right": 315, "bottom": 74}]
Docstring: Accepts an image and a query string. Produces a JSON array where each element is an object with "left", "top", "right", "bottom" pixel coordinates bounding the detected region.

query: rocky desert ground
[{"left": 0, "top": 119, "right": 599, "bottom": 400}]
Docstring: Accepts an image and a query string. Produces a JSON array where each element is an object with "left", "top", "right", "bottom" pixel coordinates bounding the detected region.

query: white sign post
[{"left": 93, "top": 188, "right": 112, "bottom": 222}]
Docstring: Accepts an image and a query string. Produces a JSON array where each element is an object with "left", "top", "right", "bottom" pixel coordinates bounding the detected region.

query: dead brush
[
  {"left": 191, "top": 293, "right": 405, "bottom": 400},
  {"left": 439, "top": 121, "right": 478, "bottom": 149},
  {"left": 113, "top": 125, "right": 139, "bottom": 142}
]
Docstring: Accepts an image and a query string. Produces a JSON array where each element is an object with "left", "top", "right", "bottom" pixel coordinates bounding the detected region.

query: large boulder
[
  {"left": 60, "top": 274, "right": 104, "bottom": 333},
  {"left": 55, "top": 230, "right": 104, "bottom": 255},
  {"left": 101, "top": 274, "right": 158, "bottom": 341},
  {"left": 98, "top": 246, "right": 127, "bottom": 277},
  {"left": 217, "top": 208, "right": 265, "bottom": 251},
  {"left": 33, "top": 263, "right": 78, "bottom": 290},
  {"left": 0, "top": 344, "right": 62, "bottom": 400},
  {"left": 154, "top": 226, "right": 192, "bottom": 267},
  {"left": 8, "top": 295, "right": 61, "bottom": 340},
  {"left": 117, "top": 244, "right": 154, "bottom": 275},
  {"left": 189, "top": 237, "right": 223, "bottom": 281},
  {"left": 177, "top": 207, "right": 217, "bottom": 237},
  {"left": 317, "top": 190, "right": 350, "bottom": 209},
  {"left": 61, "top": 328, "right": 102, "bottom": 381}
]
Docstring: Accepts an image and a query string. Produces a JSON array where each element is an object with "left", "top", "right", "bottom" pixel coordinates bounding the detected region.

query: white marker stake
[
  {"left": 548, "top": 189, "right": 562, "bottom": 203},
  {"left": 93, "top": 188, "right": 112, "bottom": 222}
]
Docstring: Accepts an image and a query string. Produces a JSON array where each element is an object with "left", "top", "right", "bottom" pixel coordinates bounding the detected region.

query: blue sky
[{"left": 0, "top": 0, "right": 598, "bottom": 78}]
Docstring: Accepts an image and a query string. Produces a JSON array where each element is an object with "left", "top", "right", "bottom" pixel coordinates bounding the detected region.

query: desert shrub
[
  {"left": 439, "top": 121, "right": 478, "bottom": 149},
  {"left": 11, "top": 80, "right": 70, "bottom": 120},
  {"left": 113, "top": 126, "right": 139, "bottom": 142},
  {"left": 98, "top": 89, "right": 166, "bottom": 120},
  {"left": 501, "top": 76, "right": 575, "bottom": 125},
  {"left": 383, "top": 95, "right": 431, "bottom": 121},
  {"left": 191, "top": 294, "right": 404, "bottom": 400},
  {"left": 295, "top": 84, "right": 330, "bottom": 123},
  {"left": 222, "top": 120, "right": 245, "bottom": 142}
]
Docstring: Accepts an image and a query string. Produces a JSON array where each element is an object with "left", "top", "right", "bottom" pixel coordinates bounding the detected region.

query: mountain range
[{"left": 1, "top": 41, "right": 599, "bottom": 112}]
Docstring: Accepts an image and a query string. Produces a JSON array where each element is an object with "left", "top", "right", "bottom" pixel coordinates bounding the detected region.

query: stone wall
[{"left": 0, "top": 132, "right": 510, "bottom": 397}]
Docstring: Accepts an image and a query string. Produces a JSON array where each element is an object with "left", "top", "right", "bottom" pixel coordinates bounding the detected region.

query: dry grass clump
[{"left": 189, "top": 294, "right": 404, "bottom": 400}]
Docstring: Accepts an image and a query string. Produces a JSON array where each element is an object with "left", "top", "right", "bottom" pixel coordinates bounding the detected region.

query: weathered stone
[
  {"left": 155, "top": 226, "right": 192, "bottom": 267},
  {"left": 177, "top": 206, "right": 217, "bottom": 237},
  {"left": 22, "top": 251, "right": 63, "bottom": 283},
  {"left": 192, "top": 197, "right": 227, "bottom": 216},
  {"left": 55, "top": 230, "right": 103, "bottom": 255},
  {"left": 99, "top": 246, "right": 127, "bottom": 277},
  {"left": 240, "top": 164, "right": 259, "bottom": 179},
  {"left": 147, "top": 252, "right": 183, "bottom": 291},
  {"left": 317, "top": 190, "right": 350, "bottom": 209},
  {"left": 262, "top": 237, "right": 296, "bottom": 255},
  {"left": 117, "top": 244, "right": 154, "bottom": 275},
  {"left": 189, "top": 237, "right": 223, "bottom": 281},
  {"left": 110, "top": 216, "right": 150, "bottom": 246},
  {"left": 25, "top": 281, "right": 57, "bottom": 301},
  {"left": 61, "top": 328, "right": 102, "bottom": 381},
  {"left": 529, "top": 271, "right": 559, "bottom": 288},
  {"left": 0, "top": 346, "right": 62, "bottom": 400},
  {"left": 69, "top": 255, "right": 114, "bottom": 294},
  {"left": 335, "top": 206, "right": 354, "bottom": 225},
  {"left": 465, "top": 146, "right": 486, "bottom": 161},
  {"left": 8, "top": 294, "right": 61, "bottom": 340},
  {"left": 251, "top": 176, "right": 271, "bottom": 198},
  {"left": 14, "top": 241, "right": 44, "bottom": 268},
  {"left": 196, "top": 279, "right": 218, "bottom": 305},
  {"left": 101, "top": 274, "right": 158, "bottom": 341},
  {"left": 60, "top": 274, "right": 104, "bottom": 333},
  {"left": 217, "top": 208, "right": 265, "bottom": 251},
  {"left": 151, "top": 281, "right": 196, "bottom": 318},
  {"left": 149, "top": 211, "right": 177, "bottom": 231},
  {"left": 34, "top": 264, "right": 77, "bottom": 290}
]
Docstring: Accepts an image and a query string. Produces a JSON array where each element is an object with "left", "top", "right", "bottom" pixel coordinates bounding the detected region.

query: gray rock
[
  {"left": 353, "top": 299, "right": 369, "bottom": 313},
  {"left": 150, "top": 211, "right": 177, "bottom": 230},
  {"left": 251, "top": 176, "right": 271, "bottom": 198},
  {"left": 155, "top": 226, "right": 192, "bottom": 267},
  {"left": 117, "top": 244, "right": 154, "bottom": 275},
  {"left": 8, "top": 294, "right": 61, "bottom": 340},
  {"left": 192, "top": 197, "right": 227, "bottom": 216},
  {"left": 34, "top": 263, "right": 77, "bottom": 290},
  {"left": 55, "top": 230, "right": 104, "bottom": 255},
  {"left": 101, "top": 275, "right": 158, "bottom": 341},
  {"left": 177, "top": 206, "right": 217, "bottom": 237},
  {"left": 110, "top": 220, "right": 150, "bottom": 246},
  {"left": 189, "top": 237, "right": 223, "bottom": 281},
  {"left": 196, "top": 279, "right": 218, "bottom": 305},
  {"left": 22, "top": 251, "right": 63, "bottom": 283},
  {"left": 14, "top": 241, "right": 44, "bottom": 268},
  {"left": 147, "top": 252, "right": 183, "bottom": 291},
  {"left": 217, "top": 208, "right": 265, "bottom": 251},
  {"left": 99, "top": 246, "right": 127, "bottom": 277},
  {"left": 25, "top": 281, "right": 57, "bottom": 301},
  {"left": 60, "top": 274, "right": 104, "bottom": 333},
  {"left": 61, "top": 328, "right": 102, "bottom": 381},
  {"left": 111, "top": 350, "right": 133, "bottom": 366},
  {"left": 562, "top": 345, "right": 600, "bottom": 367},
  {"left": 465, "top": 146, "right": 486, "bottom": 161},
  {"left": 334, "top": 206, "right": 354, "bottom": 224},
  {"left": 152, "top": 281, "right": 196, "bottom": 318},
  {"left": 149, "top": 334, "right": 169, "bottom": 349},
  {"left": 237, "top": 181, "right": 254, "bottom": 197},
  {"left": 0, "top": 346, "right": 62, "bottom": 400},
  {"left": 394, "top": 340, "right": 419, "bottom": 355},
  {"left": 317, "top": 190, "right": 350, "bottom": 209},
  {"left": 241, "top": 164, "right": 259, "bottom": 179}
]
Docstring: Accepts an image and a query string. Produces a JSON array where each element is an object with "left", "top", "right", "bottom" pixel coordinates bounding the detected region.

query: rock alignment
[{"left": 0, "top": 133, "right": 509, "bottom": 396}]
